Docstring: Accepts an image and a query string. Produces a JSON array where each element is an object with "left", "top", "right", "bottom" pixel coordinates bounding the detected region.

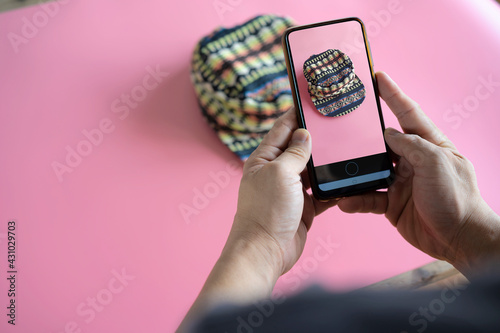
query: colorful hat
[
  {"left": 303, "top": 49, "right": 366, "bottom": 117},
  {"left": 191, "top": 15, "right": 295, "bottom": 160}
]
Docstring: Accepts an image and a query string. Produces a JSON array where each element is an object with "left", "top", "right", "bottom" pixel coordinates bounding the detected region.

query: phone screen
[{"left": 283, "top": 18, "right": 393, "bottom": 198}]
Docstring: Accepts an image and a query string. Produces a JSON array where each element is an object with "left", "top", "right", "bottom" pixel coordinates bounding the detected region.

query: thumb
[
  {"left": 274, "top": 129, "right": 312, "bottom": 175},
  {"left": 385, "top": 127, "right": 437, "bottom": 167}
]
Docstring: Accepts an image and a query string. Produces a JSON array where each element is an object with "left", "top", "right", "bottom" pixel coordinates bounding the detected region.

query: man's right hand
[{"left": 338, "top": 72, "right": 500, "bottom": 277}]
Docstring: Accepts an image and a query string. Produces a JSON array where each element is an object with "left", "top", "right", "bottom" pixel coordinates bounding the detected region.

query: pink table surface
[{"left": 1, "top": 0, "right": 500, "bottom": 332}]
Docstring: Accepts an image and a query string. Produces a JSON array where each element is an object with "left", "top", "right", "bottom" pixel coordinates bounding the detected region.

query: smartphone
[{"left": 282, "top": 17, "right": 394, "bottom": 200}]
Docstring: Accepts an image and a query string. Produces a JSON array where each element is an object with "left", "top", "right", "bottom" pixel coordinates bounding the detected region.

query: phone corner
[
  {"left": 282, "top": 25, "right": 297, "bottom": 43},
  {"left": 387, "top": 169, "right": 397, "bottom": 186},
  {"left": 312, "top": 188, "right": 333, "bottom": 202},
  {"left": 349, "top": 17, "right": 365, "bottom": 26}
]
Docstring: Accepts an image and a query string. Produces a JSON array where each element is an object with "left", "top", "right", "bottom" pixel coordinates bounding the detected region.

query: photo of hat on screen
[{"left": 303, "top": 49, "right": 366, "bottom": 117}]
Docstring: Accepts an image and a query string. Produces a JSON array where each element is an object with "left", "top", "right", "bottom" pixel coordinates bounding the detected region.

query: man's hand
[
  {"left": 230, "top": 109, "right": 338, "bottom": 279},
  {"left": 178, "top": 109, "right": 337, "bottom": 331},
  {"left": 338, "top": 72, "right": 500, "bottom": 277}
]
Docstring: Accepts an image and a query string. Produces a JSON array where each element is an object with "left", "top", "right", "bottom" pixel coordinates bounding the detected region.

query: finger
[
  {"left": 300, "top": 168, "right": 311, "bottom": 190},
  {"left": 384, "top": 127, "right": 438, "bottom": 168},
  {"left": 337, "top": 191, "right": 388, "bottom": 214},
  {"left": 245, "top": 108, "right": 298, "bottom": 170},
  {"left": 313, "top": 197, "right": 340, "bottom": 216},
  {"left": 376, "top": 72, "right": 455, "bottom": 149},
  {"left": 301, "top": 188, "right": 315, "bottom": 231},
  {"left": 273, "top": 128, "right": 312, "bottom": 175},
  {"left": 257, "top": 108, "right": 298, "bottom": 153}
]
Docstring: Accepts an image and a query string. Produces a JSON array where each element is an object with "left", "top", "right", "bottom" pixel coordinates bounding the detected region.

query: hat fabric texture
[
  {"left": 191, "top": 15, "right": 295, "bottom": 160},
  {"left": 303, "top": 49, "right": 366, "bottom": 117}
]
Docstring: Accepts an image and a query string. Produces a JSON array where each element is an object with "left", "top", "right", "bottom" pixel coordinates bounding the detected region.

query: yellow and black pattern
[
  {"left": 303, "top": 49, "right": 366, "bottom": 117},
  {"left": 191, "top": 15, "right": 295, "bottom": 160}
]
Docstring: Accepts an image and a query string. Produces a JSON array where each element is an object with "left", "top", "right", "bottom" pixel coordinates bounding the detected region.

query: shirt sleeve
[{"left": 191, "top": 270, "right": 500, "bottom": 333}]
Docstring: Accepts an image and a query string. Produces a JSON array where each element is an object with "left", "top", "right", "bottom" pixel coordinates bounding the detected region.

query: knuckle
[
  {"left": 402, "top": 134, "right": 444, "bottom": 166},
  {"left": 274, "top": 115, "right": 294, "bottom": 133},
  {"left": 452, "top": 152, "right": 477, "bottom": 175},
  {"left": 286, "top": 145, "right": 308, "bottom": 161},
  {"left": 265, "top": 161, "right": 288, "bottom": 178},
  {"left": 404, "top": 133, "right": 421, "bottom": 144},
  {"left": 403, "top": 134, "right": 425, "bottom": 153},
  {"left": 464, "top": 157, "right": 476, "bottom": 173}
]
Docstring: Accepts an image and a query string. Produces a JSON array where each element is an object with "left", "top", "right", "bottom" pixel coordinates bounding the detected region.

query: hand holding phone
[{"left": 282, "top": 17, "right": 394, "bottom": 199}]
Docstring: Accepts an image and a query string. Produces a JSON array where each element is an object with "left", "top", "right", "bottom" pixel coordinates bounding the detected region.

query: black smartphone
[{"left": 282, "top": 17, "right": 394, "bottom": 200}]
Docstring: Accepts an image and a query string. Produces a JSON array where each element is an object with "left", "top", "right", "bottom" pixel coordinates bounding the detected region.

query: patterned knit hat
[
  {"left": 303, "top": 49, "right": 366, "bottom": 117},
  {"left": 191, "top": 15, "right": 294, "bottom": 160}
]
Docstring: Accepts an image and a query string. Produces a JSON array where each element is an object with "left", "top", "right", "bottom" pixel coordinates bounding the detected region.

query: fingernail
[
  {"left": 292, "top": 129, "right": 309, "bottom": 143},
  {"left": 385, "top": 127, "right": 400, "bottom": 137}
]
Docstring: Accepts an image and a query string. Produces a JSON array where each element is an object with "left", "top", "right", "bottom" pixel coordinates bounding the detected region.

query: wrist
[
  {"left": 178, "top": 231, "right": 280, "bottom": 331},
  {"left": 449, "top": 200, "right": 500, "bottom": 278},
  {"left": 178, "top": 224, "right": 282, "bottom": 331},
  {"left": 221, "top": 226, "right": 283, "bottom": 295}
]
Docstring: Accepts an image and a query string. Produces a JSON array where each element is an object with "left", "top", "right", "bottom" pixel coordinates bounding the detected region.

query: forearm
[
  {"left": 178, "top": 234, "right": 280, "bottom": 332},
  {"left": 450, "top": 201, "right": 500, "bottom": 279}
]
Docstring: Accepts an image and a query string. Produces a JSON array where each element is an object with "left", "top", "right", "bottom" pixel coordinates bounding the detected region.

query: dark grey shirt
[{"left": 192, "top": 267, "right": 500, "bottom": 332}]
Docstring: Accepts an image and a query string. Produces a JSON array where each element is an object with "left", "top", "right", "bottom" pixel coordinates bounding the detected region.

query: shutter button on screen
[{"left": 345, "top": 162, "right": 359, "bottom": 176}]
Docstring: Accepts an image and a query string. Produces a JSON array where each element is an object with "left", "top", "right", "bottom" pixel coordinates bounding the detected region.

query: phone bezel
[{"left": 282, "top": 17, "right": 395, "bottom": 200}]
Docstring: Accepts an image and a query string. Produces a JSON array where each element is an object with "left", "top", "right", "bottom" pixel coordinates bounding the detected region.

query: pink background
[
  {"left": 288, "top": 20, "right": 387, "bottom": 165},
  {"left": 1, "top": 0, "right": 500, "bottom": 332}
]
